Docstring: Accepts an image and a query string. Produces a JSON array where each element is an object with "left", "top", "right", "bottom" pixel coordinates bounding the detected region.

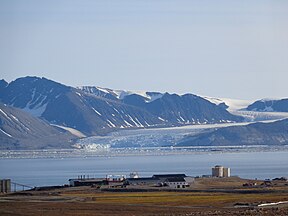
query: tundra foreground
[{"left": 1, "top": 177, "right": 288, "bottom": 216}]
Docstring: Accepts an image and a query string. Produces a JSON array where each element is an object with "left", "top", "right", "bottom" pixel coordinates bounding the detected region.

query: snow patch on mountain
[
  {"left": 80, "top": 86, "right": 164, "bottom": 103},
  {"left": 124, "top": 120, "right": 133, "bottom": 127},
  {"left": 107, "top": 119, "right": 116, "bottom": 128},
  {"left": 92, "top": 107, "right": 102, "bottom": 116},
  {"left": 259, "top": 98, "right": 280, "bottom": 102},
  {"left": 113, "top": 89, "right": 163, "bottom": 102},
  {"left": 203, "top": 96, "right": 253, "bottom": 111},
  {"left": 95, "top": 87, "right": 110, "bottom": 94},
  {"left": 0, "top": 108, "right": 11, "bottom": 120},
  {"left": 262, "top": 107, "right": 274, "bottom": 112},
  {"left": 22, "top": 103, "right": 47, "bottom": 117},
  {"left": 0, "top": 128, "right": 12, "bottom": 137},
  {"left": 51, "top": 124, "right": 86, "bottom": 138}
]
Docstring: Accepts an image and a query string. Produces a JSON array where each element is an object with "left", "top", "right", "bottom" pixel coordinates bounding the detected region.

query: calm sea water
[{"left": 0, "top": 151, "right": 287, "bottom": 187}]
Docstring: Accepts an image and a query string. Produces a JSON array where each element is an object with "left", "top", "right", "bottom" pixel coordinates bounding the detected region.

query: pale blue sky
[{"left": 0, "top": 0, "right": 287, "bottom": 99}]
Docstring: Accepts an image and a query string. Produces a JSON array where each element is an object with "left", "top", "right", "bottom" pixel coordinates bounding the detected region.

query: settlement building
[
  {"left": 212, "top": 165, "right": 230, "bottom": 177},
  {"left": 69, "top": 177, "right": 107, "bottom": 187},
  {"left": 106, "top": 175, "right": 126, "bottom": 182},
  {"left": 152, "top": 174, "right": 187, "bottom": 181},
  {"left": 164, "top": 177, "right": 189, "bottom": 189},
  {"left": 125, "top": 177, "right": 160, "bottom": 186},
  {"left": 0, "top": 179, "right": 11, "bottom": 193},
  {"left": 69, "top": 173, "right": 193, "bottom": 188},
  {"left": 125, "top": 174, "right": 190, "bottom": 187}
]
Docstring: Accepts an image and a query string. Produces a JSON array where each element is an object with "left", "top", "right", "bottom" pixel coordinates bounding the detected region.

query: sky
[{"left": 0, "top": 0, "right": 287, "bottom": 100}]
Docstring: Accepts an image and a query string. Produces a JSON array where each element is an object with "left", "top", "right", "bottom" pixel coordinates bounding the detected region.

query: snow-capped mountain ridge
[
  {"left": 1, "top": 76, "right": 288, "bottom": 150},
  {"left": 0, "top": 76, "right": 243, "bottom": 137}
]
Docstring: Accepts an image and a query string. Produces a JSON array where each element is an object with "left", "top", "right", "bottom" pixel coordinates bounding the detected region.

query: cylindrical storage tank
[
  {"left": 212, "top": 165, "right": 224, "bottom": 177},
  {"left": 0, "top": 179, "right": 11, "bottom": 193},
  {"left": 5, "top": 179, "right": 11, "bottom": 193},
  {"left": 0, "top": 180, "right": 3, "bottom": 193}
]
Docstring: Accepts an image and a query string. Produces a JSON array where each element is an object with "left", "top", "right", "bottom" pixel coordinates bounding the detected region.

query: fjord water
[{"left": 0, "top": 151, "right": 287, "bottom": 187}]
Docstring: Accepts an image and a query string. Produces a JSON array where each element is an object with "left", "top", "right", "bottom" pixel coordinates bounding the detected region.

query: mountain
[
  {"left": 0, "top": 76, "right": 243, "bottom": 137},
  {"left": 0, "top": 77, "right": 164, "bottom": 136},
  {"left": 246, "top": 98, "right": 288, "bottom": 112},
  {"left": 0, "top": 103, "right": 76, "bottom": 150},
  {"left": 177, "top": 119, "right": 288, "bottom": 147},
  {"left": 124, "top": 93, "right": 243, "bottom": 124},
  {"left": 0, "top": 79, "right": 8, "bottom": 89},
  {"left": 81, "top": 87, "right": 243, "bottom": 125},
  {"left": 0, "top": 79, "right": 8, "bottom": 96},
  {"left": 203, "top": 97, "right": 253, "bottom": 111}
]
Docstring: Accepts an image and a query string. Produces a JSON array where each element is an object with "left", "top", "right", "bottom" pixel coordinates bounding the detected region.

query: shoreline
[{"left": 1, "top": 146, "right": 288, "bottom": 159}]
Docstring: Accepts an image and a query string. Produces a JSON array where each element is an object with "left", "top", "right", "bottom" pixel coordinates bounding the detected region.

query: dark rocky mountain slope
[
  {"left": 0, "top": 103, "right": 76, "bottom": 149},
  {"left": 0, "top": 77, "right": 164, "bottom": 136},
  {"left": 0, "top": 76, "right": 243, "bottom": 137},
  {"left": 81, "top": 87, "right": 243, "bottom": 125},
  {"left": 246, "top": 98, "right": 288, "bottom": 112},
  {"left": 139, "top": 93, "right": 242, "bottom": 124}
]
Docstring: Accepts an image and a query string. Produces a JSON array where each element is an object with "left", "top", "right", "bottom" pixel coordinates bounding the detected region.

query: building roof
[
  {"left": 165, "top": 177, "right": 186, "bottom": 183},
  {"left": 126, "top": 177, "right": 155, "bottom": 181},
  {"left": 214, "top": 165, "right": 224, "bottom": 168},
  {"left": 152, "top": 174, "right": 187, "bottom": 179},
  {"left": 69, "top": 178, "right": 105, "bottom": 183}
]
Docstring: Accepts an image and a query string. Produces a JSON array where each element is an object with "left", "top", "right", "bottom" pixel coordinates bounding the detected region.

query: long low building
[
  {"left": 125, "top": 177, "right": 160, "bottom": 186},
  {"left": 152, "top": 174, "right": 187, "bottom": 181},
  {"left": 69, "top": 178, "right": 107, "bottom": 187},
  {"left": 125, "top": 174, "right": 193, "bottom": 188}
]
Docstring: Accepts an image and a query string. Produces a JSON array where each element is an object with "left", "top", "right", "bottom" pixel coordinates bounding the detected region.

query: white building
[
  {"left": 223, "top": 167, "right": 230, "bottom": 177},
  {"left": 106, "top": 174, "right": 126, "bottom": 182},
  {"left": 129, "top": 172, "right": 139, "bottom": 178},
  {"left": 165, "top": 177, "right": 189, "bottom": 189}
]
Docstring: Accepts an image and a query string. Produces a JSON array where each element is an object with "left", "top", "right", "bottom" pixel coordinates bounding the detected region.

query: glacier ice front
[{"left": 73, "top": 143, "right": 111, "bottom": 152}]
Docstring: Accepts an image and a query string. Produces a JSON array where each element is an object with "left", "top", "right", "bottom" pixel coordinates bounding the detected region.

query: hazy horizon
[{"left": 1, "top": 0, "right": 287, "bottom": 100}]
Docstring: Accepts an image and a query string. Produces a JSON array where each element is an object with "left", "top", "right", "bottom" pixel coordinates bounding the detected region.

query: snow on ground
[
  {"left": 258, "top": 201, "right": 288, "bottom": 207},
  {"left": 51, "top": 124, "right": 86, "bottom": 138}
]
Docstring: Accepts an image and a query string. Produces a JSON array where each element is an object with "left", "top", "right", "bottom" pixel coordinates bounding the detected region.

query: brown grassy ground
[{"left": 1, "top": 177, "right": 288, "bottom": 216}]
